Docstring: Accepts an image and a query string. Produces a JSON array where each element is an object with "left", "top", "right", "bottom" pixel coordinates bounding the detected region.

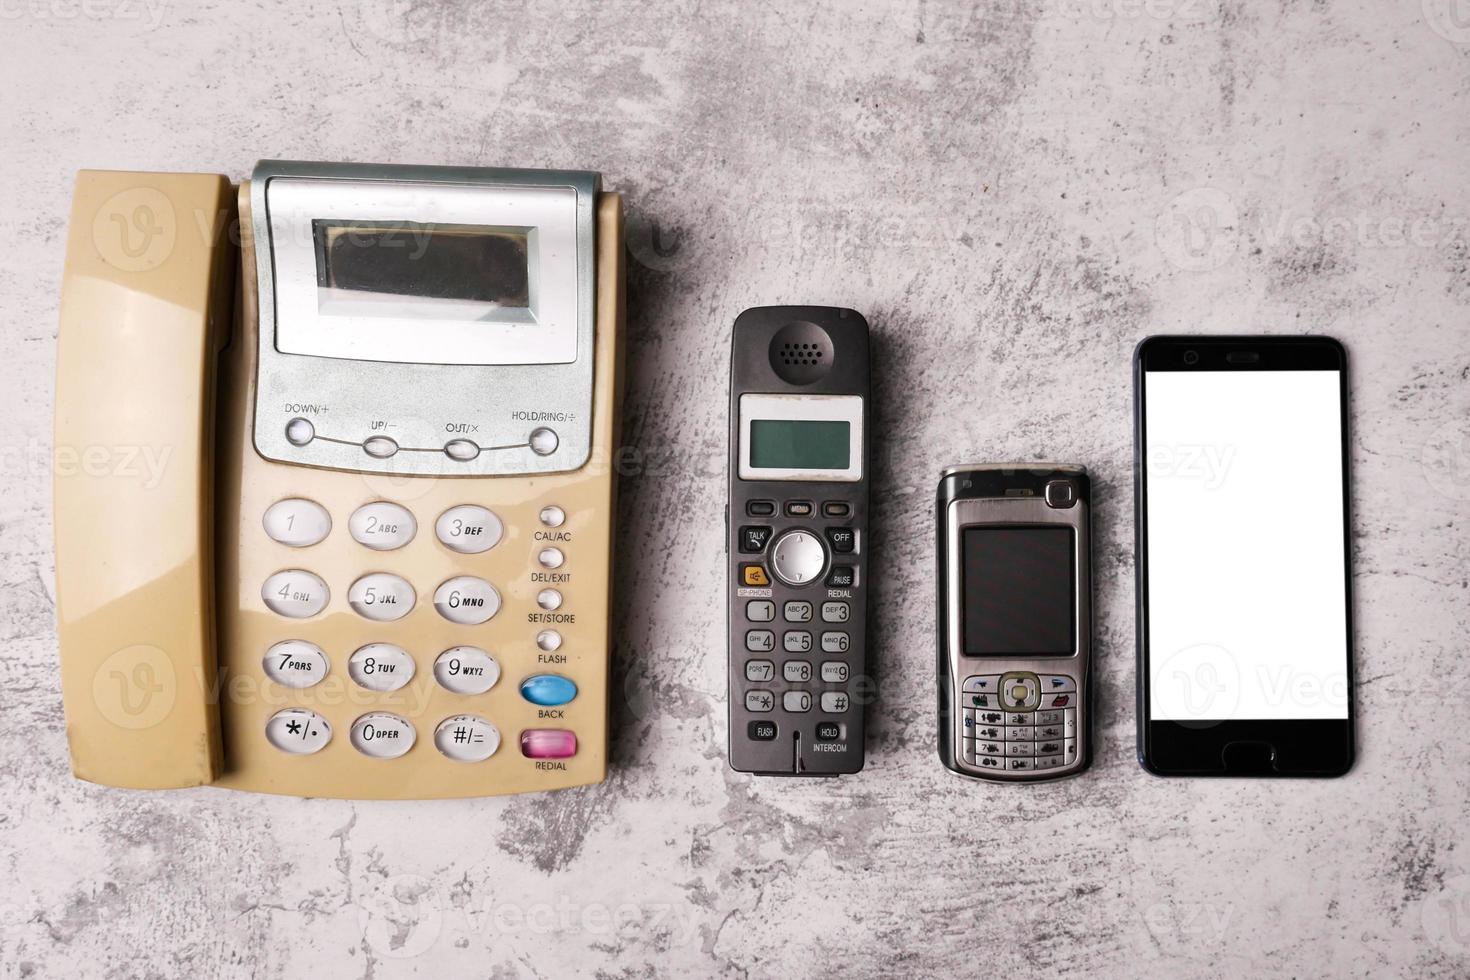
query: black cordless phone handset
[{"left": 726, "top": 307, "right": 869, "bottom": 776}]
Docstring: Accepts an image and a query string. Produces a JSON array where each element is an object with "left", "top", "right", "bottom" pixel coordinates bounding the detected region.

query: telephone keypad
[
  {"left": 746, "top": 630, "right": 776, "bottom": 652},
  {"left": 265, "top": 708, "right": 332, "bottom": 755},
  {"left": 349, "top": 643, "right": 416, "bottom": 692},
  {"left": 348, "top": 502, "right": 417, "bottom": 551},
  {"left": 435, "top": 504, "right": 503, "bottom": 554},
  {"left": 257, "top": 498, "right": 592, "bottom": 766},
  {"left": 746, "top": 691, "right": 775, "bottom": 712},
  {"left": 263, "top": 498, "right": 332, "bottom": 547},
  {"left": 782, "top": 691, "right": 812, "bottom": 712},
  {"left": 747, "top": 600, "right": 775, "bottom": 622},
  {"left": 782, "top": 631, "right": 812, "bottom": 653},
  {"left": 960, "top": 673, "right": 1081, "bottom": 775},
  {"left": 262, "top": 569, "right": 330, "bottom": 618},
  {"left": 820, "top": 661, "right": 848, "bottom": 682},
  {"left": 783, "top": 661, "right": 812, "bottom": 682},
  {"left": 746, "top": 660, "right": 776, "bottom": 682},
  {"left": 262, "top": 640, "right": 330, "bottom": 688},
  {"left": 820, "top": 601, "right": 849, "bottom": 623},
  {"left": 348, "top": 573, "right": 416, "bottom": 621},
  {"left": 433, "top": 646, "right": 500, "bottom": 695},
  {"left": 350, "top": 712, "right": 416, "bottom": 759},
  {"left": 782, "top": 600, "right": 813, "bottom": 622},
  {"left": 820, "top": 631, "right": 849, "bottom": 653},
  {"left": 432, "top": 576, "right": 500, "bottom": 625}
]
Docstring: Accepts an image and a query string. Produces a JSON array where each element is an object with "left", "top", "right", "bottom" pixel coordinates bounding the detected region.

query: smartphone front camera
[{"left": 1183, "top": 350, "right": 1200, "bottom": 365}]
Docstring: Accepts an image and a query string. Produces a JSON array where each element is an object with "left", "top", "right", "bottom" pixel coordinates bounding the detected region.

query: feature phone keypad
[
  {"left": 259, "top": 496, "right": 583, "bottom": 764},
  {"left": 960, "top": 672, "right": 1080, "bottom": 773},
  {"left": 735, "top": 498, "right": 861, "bottom": 757}
]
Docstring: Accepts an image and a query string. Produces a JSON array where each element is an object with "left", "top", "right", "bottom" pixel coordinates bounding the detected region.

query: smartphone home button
[{"left": 1221, "top": 741, "right": 1277, "bottom": 774}]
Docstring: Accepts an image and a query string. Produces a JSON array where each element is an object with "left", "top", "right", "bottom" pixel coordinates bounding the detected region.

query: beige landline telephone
[{"left": 55, "top": 161, "right": 624, "bottom": 798}]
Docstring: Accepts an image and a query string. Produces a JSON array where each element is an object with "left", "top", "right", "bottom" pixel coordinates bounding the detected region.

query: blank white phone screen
[{"left": 1145, "top": 370, "right": 1349, "bottom": 721}]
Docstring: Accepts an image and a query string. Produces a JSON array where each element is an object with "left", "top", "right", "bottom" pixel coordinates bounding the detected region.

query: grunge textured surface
[{"left": 3, "top": 1, "right": 1469, "bottom": 977}]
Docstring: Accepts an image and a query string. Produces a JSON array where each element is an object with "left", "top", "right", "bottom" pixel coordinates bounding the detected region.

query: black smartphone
[
  {"left": 1133, "top": 336, "right": 1355, "bottom": 776},
  {"left": 725, "top": 306, "right": 870, "bottom": 775},
  {"left": 936, "top": 465, "right": 1094, "bottom": 781}
]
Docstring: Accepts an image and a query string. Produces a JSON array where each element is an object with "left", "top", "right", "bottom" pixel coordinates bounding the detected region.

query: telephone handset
[{"left": 55, "top": 162, "right": 625, "bottom": 798}]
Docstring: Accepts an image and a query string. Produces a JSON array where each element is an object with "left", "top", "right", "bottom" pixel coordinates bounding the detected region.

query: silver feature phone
[
  {"left": 936, "top": 465, "right": 1093, "bottom": 782},
  {"left": 726, "top": 307, "right": 870, "bottom": 776}
]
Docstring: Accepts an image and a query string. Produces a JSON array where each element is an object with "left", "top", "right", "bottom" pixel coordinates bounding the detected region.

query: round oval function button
[
  {"left": 433, "top": 576, "right": 501, "bottom": 625},
  {"left": 349, "top": 502, "right": 417, "bottom": 551},
  {"left": 435, "top": 715, "right": 501, "bottom": 763},
  {"left": 363, "top": 435, "right": 399, "bottom": 459},
  {"left": 528, "top": 427, "right": 559, "bottom": 456},
  {"left": 770, "top": 530, "right": 827, "bottom": 586},
  {"left": 262, "top": 569, "right": 330, "bottom": 618},
  {"left": 348, "top": 573, "right": 416, "bottom": 621},
  {"left": 348, "top": 643, "right": 416, "bottom": 692},
  {"left": 444, "top": 438, "right": 481, "bottom": 462},
  {"left": 263, "top": 498, "right": 331, "bottom": 547},
  {"left": 265, "top": 708, "right": 331, "bottom": 754},
  {"left": 536, "top": 630, "right": 562, "bottom": 652},
  {"left": 537, "top": 547, "right": 565, "bottom": 570},
  {"left": 536, "top": 589, "right": 562, "bottom": 611},
  {"left": 350, "top": 712, "right": 416, "bottom": 759},
  {"left": 538, "top": 505, "right": 566, "bottom": 528},
  {"left": 520, "top": 728, "right": 577, "bottom": 759},
  {"left": 285, "top": 417, "right": 315, "bottom": 447},
  {"left": 262, "top": 640, "right": 330, "bottom": 689},
  {"left": 435, "top": 505, "right": 503, "bottom": 554},
  {"left": 433, "top": 646, "right": 500, "bottom": 695},
  {"left": 520, "top": 674, "right": 578, "bottom": 707}
]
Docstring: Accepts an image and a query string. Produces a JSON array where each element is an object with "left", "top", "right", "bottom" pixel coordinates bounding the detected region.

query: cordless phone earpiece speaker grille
[{"left": 768, "top": 321, "right": 835, "bottom": 385}]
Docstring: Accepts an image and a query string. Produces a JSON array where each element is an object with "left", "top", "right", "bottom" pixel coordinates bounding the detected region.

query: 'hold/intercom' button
[
  {"left": 265, "top": 708, "right": 331, "bottom": 755},
  {"left": 815, "top": 721, "right": 841, "bottom": 741},
  {"left": 435, "top": 715, "right": 501, "bottom": 762},
  {"left": 262, "top": 569, "right": 329, "bottom": 618},
  {"left": 348, "top": 573, "right": 416, "bottom": 622},
  {"left": 520, "top": 728, "right": 577, "bottom": 759}
]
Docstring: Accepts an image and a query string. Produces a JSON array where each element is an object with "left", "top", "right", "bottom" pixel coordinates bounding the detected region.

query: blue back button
[{"left": 520, "top": 674, "right": 578, "bottom": 706}]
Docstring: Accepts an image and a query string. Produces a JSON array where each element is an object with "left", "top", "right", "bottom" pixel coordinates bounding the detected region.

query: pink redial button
[{"left": 520, "top": 729, "right": 578, "bottom": 759}]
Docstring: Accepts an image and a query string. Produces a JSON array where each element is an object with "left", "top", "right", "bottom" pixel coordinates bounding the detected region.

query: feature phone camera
[{"left": 1183, "top": 350, "right": 1200, "bottom": 365}]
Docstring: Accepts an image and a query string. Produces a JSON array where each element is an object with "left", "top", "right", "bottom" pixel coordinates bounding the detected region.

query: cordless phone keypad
[
  {"left": 259, "top": 497, "right": 582, "bottom": 763},
  {"left": 736, "top": 498, "right": 860, "bottom": 746},
  {"left": 960, "top": 672, "right": 1079, "bottom": 773}
]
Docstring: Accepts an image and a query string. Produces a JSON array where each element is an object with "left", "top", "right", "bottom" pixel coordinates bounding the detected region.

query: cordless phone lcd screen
[
  {"left": 312, "top": 220, "right": 531, "bottom": 318},
  {"left": 748, "top": 420, "right": 851, "bottom": 470},
  {"left": 962, "top": 526, "right": 1075, "bottom": 656}
]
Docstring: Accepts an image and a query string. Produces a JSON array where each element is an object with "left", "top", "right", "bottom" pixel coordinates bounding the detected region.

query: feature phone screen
[
  {"left": 962, "top": 526, "right": 1075, "bottom": 656},
  {"left": 313, "top": 220, "right": 530, "bottom": 315},
  {"left": 1143, "top": 369, "right": 1349, "bottom": 721}
]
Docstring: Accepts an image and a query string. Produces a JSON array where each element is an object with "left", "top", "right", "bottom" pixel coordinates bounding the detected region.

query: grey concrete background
[{"left": 2, "top": 1, "right": 1469, "bottom": 977}]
